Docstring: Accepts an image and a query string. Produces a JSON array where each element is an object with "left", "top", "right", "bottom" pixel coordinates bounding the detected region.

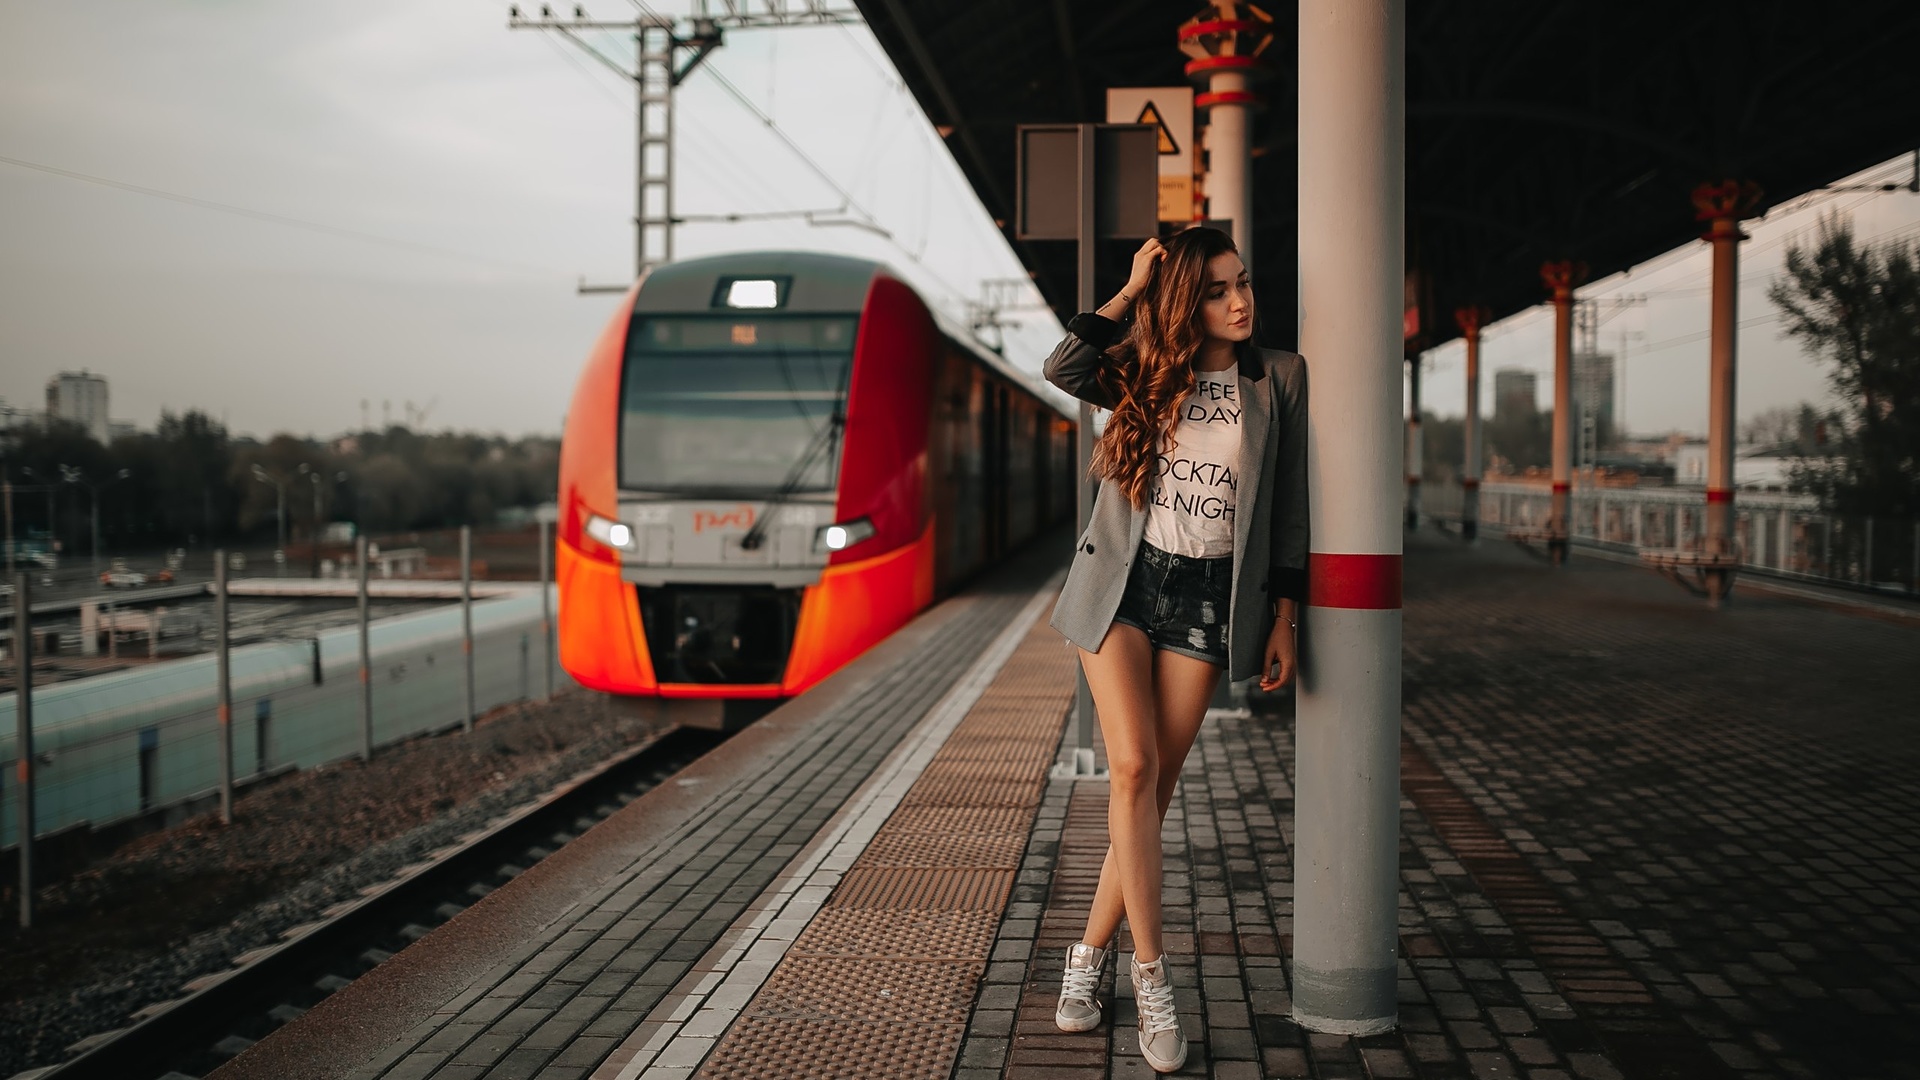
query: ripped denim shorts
[{"left": 1109, "top": 540, "right": 1232, "bottom": 667}]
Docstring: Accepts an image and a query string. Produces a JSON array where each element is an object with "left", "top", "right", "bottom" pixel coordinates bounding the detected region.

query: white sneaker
[
  {"left": 1129, "top": 953, "right": 1187, "bottom": 1073},
  {"left": 1054, "top": 942, "right": 1107, "bottom": 1031}
]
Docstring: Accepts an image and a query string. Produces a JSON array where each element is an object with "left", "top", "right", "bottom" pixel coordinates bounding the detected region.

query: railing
[
  {"left": 1424, "top": 481, "right": 1920, "bottom": 594},
  {"left": 1, "top": 589, "right": 569, "bottom": 852}
]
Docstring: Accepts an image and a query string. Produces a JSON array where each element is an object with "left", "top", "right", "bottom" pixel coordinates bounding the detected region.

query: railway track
[{"left": 29, "top": 724, "right": 727, "bottom": 1080}]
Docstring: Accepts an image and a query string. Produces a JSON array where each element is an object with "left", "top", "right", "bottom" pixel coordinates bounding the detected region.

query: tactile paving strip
[
  {"left": 859, "top": 805, "right": 1031, "bottom": 835},
  {"left": 698, "top": 1018, "right": 964, "bottom": 1080},
  {"left": 856, "top": 829, "right": 1028, "bottom": 869},
  {"left": 897, "top": 774, "right": 1045, "bottom": 808},
  {"left": 693, "top": 615, "right": 1075, "bottom": 1079},
  {"left": 788, "top": 909, "right": 1001, "bottom": 960},
  {"left": 749, "top": 958, "right": 985, "bottom": 1022},
  {"left": 830, "top": 867, "right": 1015, "bottom": 910}
]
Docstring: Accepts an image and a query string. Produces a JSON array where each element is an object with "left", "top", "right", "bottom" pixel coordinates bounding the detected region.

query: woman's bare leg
[{"left": 1076, "top": 642, "right": 1223, "bottom": 961}]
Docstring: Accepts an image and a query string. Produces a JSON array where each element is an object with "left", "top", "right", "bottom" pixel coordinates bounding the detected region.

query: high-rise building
[
  {"left": 1493, "top": 368, "right": 1537, "bottom": 418},
  {"left": 46, "top": 370, "right": 110, "bottom": 443},
  {"left": 1573, "top": 352, "right": 1616, "bottom": 463}
]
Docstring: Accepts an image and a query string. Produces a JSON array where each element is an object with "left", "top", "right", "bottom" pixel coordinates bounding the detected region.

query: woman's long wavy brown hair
[{"left": 1090, "top": 226, "right": 1245, "bottom": 509}]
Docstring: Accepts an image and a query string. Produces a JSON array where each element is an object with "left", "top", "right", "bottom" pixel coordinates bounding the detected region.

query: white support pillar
[
  {"left": 1207, "top": 71, "right": 1253, "bottom": 262},
  {"left": 1294, "top": 0, "right": 1404, "bottom": 1036}
]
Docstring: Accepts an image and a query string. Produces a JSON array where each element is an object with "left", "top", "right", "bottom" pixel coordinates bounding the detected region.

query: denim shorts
[{"left": 1110, "top": 541, "right": 1233, "bottom": 666}]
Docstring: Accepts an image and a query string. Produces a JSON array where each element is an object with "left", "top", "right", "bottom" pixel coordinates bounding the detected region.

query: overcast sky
[{"left": 4, "top": 2, "right": 1917, "bottom": 441}]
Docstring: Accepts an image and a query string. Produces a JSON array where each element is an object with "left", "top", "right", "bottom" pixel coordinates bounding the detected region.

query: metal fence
[
  {"left": 1, "top": 586, "right": 568, "bottom": 854},
  {"left": 1424, "top": 482, "right": 1920, "bottom": 593}
]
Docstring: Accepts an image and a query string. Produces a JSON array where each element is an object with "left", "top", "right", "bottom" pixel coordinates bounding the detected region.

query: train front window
[{"left": 619, "top": 315, "right": 857, "bottom": 495}]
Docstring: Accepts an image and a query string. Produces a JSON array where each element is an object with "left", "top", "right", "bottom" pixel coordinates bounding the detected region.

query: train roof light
[{"left": 721, "top": 276, "right": 779, "bottom": 307}]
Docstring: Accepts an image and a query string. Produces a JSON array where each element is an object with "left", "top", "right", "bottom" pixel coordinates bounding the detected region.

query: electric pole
[{"left": 509, "top": 1, "right": 860, "bottom": 292}]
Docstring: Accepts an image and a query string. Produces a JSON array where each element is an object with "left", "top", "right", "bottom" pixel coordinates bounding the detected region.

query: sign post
[{"left": 1017, "top": 122, "right": 1158, "bottom": 780}]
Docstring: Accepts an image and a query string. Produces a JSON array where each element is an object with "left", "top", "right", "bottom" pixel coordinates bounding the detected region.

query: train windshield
[{"left": 619, "top": 314, "right": 857, "bottom": 495}]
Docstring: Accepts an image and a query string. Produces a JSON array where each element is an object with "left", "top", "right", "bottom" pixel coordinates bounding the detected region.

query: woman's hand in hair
[
  {"left": 1257, "top": 614, "right": 1297, "bottom": 692},
  {"left": 1125, "top": 237, "right": 1166, "bottom": 296}
]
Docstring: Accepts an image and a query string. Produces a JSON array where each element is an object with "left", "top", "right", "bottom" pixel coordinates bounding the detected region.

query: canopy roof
[{"left": 855, "top": 1, "right": 1920, "bottom": 351}]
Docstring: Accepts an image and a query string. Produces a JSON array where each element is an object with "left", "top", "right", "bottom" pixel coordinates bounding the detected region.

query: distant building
[
  {"left": 46, "top": 370, "right": 110, "bottom": 443},
  {"left": 1493, "top": 368, "right": 1537, "bottom": 418},
  {"left": 1572, "top": 352, "right": 1615, "bottom": 464},
  {"left": 109, "top": 420, "right": 139, "bottom": 442},
  {"left": 1673, "top": 440, "right": 1797, "bottom": 491}
]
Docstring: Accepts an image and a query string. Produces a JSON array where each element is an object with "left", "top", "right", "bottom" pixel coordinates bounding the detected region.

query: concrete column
[
  {"left": 1693, "top": 180, "right": 1761, "bottom": 605},
  {"left": 1456, "top": 308, "right": 1487, "bottom": 542},
  {"left": 1540, "top": 261, "right": 1583, "bottom": 565},
  {"left": 1295, "top": 0, "right": 1403, "bottom": 1036}
]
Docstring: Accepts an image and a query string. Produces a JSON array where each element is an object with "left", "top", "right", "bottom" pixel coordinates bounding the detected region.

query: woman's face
[{"left": 1198, "top": 251, "right": 1254, "bottom": 344}]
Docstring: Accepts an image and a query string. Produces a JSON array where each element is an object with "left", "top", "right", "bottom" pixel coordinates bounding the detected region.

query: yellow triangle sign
[{"left": 1134, "top": 101, "right": 1180, "bottom": 155}]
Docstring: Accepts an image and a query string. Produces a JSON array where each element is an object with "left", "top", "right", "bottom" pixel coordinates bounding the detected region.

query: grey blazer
[{"left": 1042, "top": 314, "right": 1309, "bottom": 683}]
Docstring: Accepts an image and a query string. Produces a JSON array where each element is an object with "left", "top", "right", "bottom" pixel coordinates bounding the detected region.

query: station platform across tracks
[{"left": 215, "top": 530, "right": 1920, "bottom": 1080}]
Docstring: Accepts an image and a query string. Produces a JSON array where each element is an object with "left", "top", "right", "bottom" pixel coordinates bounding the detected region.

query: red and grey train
[{"left": 556, "top": 251, "right": 1075, "bottom": 708}]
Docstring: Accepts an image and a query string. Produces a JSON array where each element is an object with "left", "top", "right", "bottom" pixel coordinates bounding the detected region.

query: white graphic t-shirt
[{"left": 1143, "top": 367, "right": 1243, "bottom": 558}]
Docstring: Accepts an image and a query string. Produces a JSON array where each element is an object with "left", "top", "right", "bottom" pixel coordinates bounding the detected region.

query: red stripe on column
[
  {"left": 1308, "top": 553, "right": 1403, "bottom": 610},
  {"left": 1706, "top": 489, "right": 1733, "bottom": 504},
  {"left": 1551, "top": 482, "right": 1571, "bottom": 493}
]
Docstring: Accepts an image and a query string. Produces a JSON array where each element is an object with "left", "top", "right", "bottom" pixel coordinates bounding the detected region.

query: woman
[{"left": 1041, "top": 226, "right": 1308, "bottom": 1073}]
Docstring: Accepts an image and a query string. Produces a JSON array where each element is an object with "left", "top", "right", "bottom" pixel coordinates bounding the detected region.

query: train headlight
[
  {"left": 815, "top": 517, "right": 875, "bottom": 553},
  {"left": 585, "top": 514, "right": 634, "bottom": 551}
]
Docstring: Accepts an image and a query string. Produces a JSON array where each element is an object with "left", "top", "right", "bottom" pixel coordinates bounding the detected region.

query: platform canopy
[{"left": 854, "top": 1, "right": 1920, "bottom": 352}]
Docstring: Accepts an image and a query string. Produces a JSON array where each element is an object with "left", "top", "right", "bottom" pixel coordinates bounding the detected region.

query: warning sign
[
  {"left": 1135, "top": 101, "right": 1181, "bottom": 155},
  {"left": 1106, "top": 87, "right": 1194, "bottom": 222}
]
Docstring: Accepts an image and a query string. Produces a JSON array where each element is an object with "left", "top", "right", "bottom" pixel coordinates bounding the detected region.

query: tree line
[{"left": 2, "top": 413, "right": 558, "bottom": 553}]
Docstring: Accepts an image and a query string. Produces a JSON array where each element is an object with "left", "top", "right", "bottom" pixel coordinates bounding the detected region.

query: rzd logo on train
[{"left": 692, "top": 505, "right": 755, "bottom": 534}]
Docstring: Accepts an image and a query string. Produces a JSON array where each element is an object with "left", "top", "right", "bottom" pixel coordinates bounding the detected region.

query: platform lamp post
[
  {"left": 250, "top": 464, "right": 288, "bottom": 576},
  {"left": 460, "top": 524, "right": 475, "bottom": 735},
  {"left": 1295, "top": 0, "right": 1404, "bottom": 1035},
  {"left": 13, "top": 573, "right": 35, "bottom": 928},
  {"left": 538, "top": 516, "right": 554, "bottom": 702},
  {"left": 3, "top": 469, "right": 15, "bottom": 575},
  {"left": 1179, "top": 3, "right": 1272, "bottom": 268},
  {"left": 296, "top": 464, "right": 328, "bottom": 579},
  {"left": 19, "top": 468, "right": 55, "bottom": 562},
  {"left": 59, "top": 465, "right": 130, "bottom": 581}
]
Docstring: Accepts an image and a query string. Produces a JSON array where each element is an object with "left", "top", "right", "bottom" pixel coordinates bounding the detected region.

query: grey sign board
[{"left": 1015, "top": 123, "right": 1160, "bottom": 241}]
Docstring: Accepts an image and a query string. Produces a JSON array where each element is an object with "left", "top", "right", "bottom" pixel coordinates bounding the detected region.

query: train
[{"left": 555, "top": 251, "right": 1076, "bottom": 712}]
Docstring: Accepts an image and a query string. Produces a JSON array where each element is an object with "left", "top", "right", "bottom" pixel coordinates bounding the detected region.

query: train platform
[{"left": 213, "top": 529, "right": 1919, "bottom": 1080}]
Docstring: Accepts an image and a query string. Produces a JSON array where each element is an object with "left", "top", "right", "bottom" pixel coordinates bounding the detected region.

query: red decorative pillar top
[
  {"left": 1453, "top": 305, "right": 1490, "bottom": 341},
  {"left": 1178, "top": 2, "right": 1275, "bottom": 107},
  {"left": 1692, "top": 178, "right": 1764, "bottom": 240},
  {"left": 1539, "top": 260, "right": 1586, "bottom": 303}
]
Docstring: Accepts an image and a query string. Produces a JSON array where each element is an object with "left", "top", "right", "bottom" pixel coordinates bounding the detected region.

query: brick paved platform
[
  {"left": 965, "top": 532, "right": 1917, "bottom": 1080},
  {"left": 219, "top": 528, "right": 1917, "bottom": 1080},
  {"left": 212, "top": 534, "right": 1070, "bottom": 1080}
]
